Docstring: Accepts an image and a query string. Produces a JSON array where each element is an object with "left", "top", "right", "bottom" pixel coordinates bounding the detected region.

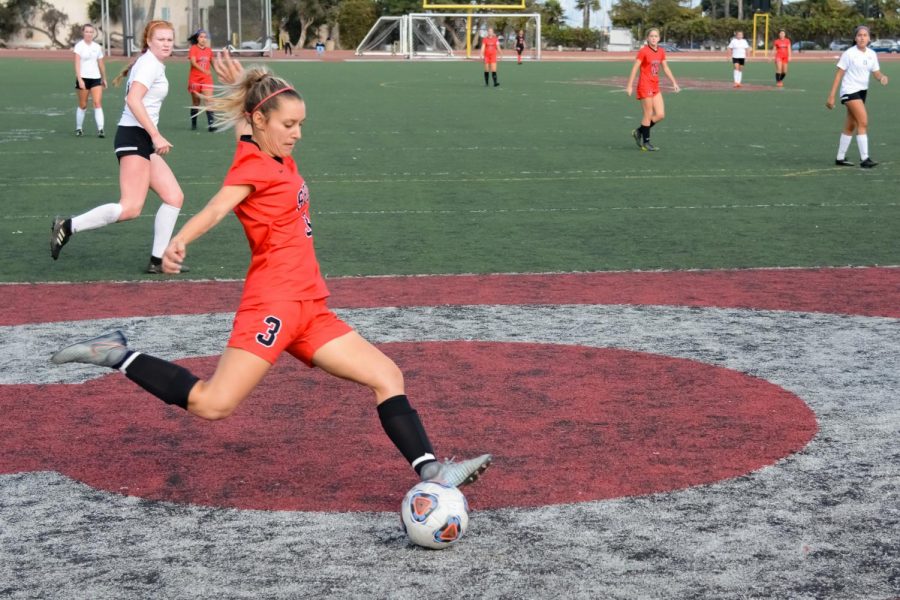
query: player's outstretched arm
[{"left": 162, "top": 185, "right": 252, "bottom": 273}]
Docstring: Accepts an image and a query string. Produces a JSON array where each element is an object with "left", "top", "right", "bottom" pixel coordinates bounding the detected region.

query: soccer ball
[{"left": 400, "top": 481, "right": 469, "bottom": 549}]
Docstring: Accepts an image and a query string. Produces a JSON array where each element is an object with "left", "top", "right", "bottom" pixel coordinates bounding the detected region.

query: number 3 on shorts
[{"left": 256, "top": 316, "right": 282, "bottom": 347}]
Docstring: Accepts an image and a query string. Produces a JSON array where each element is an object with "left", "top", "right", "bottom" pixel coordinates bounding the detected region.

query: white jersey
[
  {"left": 837, "top": 46, "right": 880, "bottom": 96},
  {"left": 118, "top": 51, "right": 168, "bottom": 129},
  {"left": 73, "top": 40, "right": 104, "bottom": 79},
  {"left": 727, "top": 38, "right": 750, "bottom": 59}
]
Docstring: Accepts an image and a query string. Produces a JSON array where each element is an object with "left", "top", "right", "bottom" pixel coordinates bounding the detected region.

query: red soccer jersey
[
  {"left": 636, "top": 44, "right": 666, "bottom": 98},
  {"left": 189, "top": 45, "right": 213, "bottom": 84},
  {"left": 483, "top": 35, "right": 499, "bottom": 58},
  {"left": 223, "top": 137, "right": 330, "bottom": 306},
  {"left": 773, "top": 38, "right": 791, "bottom": 58}
]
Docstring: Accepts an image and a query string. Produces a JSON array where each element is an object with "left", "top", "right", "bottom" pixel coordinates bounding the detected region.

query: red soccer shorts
[{"left": 228, "top": 298, "right": 353, "bottom": 366}]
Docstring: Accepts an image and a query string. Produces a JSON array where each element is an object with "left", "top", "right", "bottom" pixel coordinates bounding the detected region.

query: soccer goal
[{"left": 357, "top": 13, "right": 541, "bottom": 60}]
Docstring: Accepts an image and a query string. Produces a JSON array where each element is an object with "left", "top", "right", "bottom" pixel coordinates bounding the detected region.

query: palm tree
[
  {"left": 540, "top": 0, "right": 565, "bottom": 27},
  {"left": 575, "top": 0, "right": 601, "bottom": 28}
]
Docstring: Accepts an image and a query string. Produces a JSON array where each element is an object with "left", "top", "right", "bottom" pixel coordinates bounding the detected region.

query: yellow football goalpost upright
[
  {"left": 752, "top": 12, "right": 770, "bottom": 57},
  {"left": 423, "top": 0, "right": 526, "bottom": 59}
]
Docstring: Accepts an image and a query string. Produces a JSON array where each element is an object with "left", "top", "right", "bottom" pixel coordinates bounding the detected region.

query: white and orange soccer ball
[{"left": 400, "top": 481, "right": 469, "bottom": 549}]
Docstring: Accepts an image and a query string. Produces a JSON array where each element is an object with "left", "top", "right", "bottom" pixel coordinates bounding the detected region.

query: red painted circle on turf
[{"left": 0, "top": 342, "right": 817, "bottom": 511}]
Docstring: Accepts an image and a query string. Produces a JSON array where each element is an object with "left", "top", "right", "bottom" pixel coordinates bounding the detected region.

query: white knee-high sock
[
  {"left": 856, "top": 134, "right": 869, "bottom": 160},
  {"left": 152, "top": 203, "right": 181, "bottom": 258},
  {"left": 71, "top": 203, "right": 123, "bottom": 233},
  {"left": 736, "top": 70, "right": 743, "bottom": 84},
  {"left": 76, "top": 108, "right": 86, "bottom": 129},
  {"left": 94, "top": 107, "right": 105, "bottom": 130},
  {"left": 837, "top": 134, "right": 853, "bottom": 160}
]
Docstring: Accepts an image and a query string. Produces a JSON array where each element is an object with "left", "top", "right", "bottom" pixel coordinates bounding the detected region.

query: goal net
[
  {"left": 122, "top": 0, "right": 273, "bottom": 55},
  {"left": 357, "top": 13, "right": 541, "bottom": 60}
]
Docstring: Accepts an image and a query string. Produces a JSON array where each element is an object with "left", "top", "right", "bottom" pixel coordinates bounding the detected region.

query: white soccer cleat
[
  {"left": 420, "top": 454, "right": 492, "bottom": 488},
  {"left": 51, "top": 330, "right": 128, "bottom": 367}
]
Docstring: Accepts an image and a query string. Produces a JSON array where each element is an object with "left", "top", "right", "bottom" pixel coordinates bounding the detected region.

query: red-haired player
[
  {"left": 482, "top": 27, "right": 501, "bottom": 87},
  {"left": 625, "top": 28, "right": 680, "bottom": 152},
  {"left": 51, "top": 51, "right": 492, "bottom": 493}
]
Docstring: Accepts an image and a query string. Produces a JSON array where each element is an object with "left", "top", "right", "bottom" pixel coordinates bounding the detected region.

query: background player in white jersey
[
  {"left": 51, "top": 20, "right": 187, "bottom": 274},
  {"left": 727, "top": 31, "right": 750, "bottom": 88},
  {"left": 826, "top": 25, "right": 888, "bottom": 168},
  {"left": 73, "top": 24, "right": 107, "bottom": 137}
]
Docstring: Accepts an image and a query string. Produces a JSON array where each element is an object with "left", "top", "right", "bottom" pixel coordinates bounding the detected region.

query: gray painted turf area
[{"left": 1, "top": 305, "right": 898, "bottom": 599}]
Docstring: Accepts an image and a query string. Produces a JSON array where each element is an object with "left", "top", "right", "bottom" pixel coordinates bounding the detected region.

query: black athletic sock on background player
[
  {"left": 377, "top": 394, "right": 436, "bottom": 474},
  {"left": 484, "top": 72, "right": 489, "bottom": 86},
  {"left": 639, "top": 124, "right": 650, "bottom": 143},
  {"left": 492, "top": 72, "right": 498, "bottom": 86},
  {"left": 190, "top": 108, "right": 198, "bottom": 130}
]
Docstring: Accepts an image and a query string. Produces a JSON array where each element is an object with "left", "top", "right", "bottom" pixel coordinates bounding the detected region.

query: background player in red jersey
[
  {"left": 188, "top": 29, "right": 215, "bottom": 131},
  {"left": 773, "top": 30, "right": 791, "bottom": 87},
  {"left": 481, "top": 27, "right": 501, "bottom": 87},
  {"left": 625, "top": 28, "right": 680, "bottom": 152},
  {"left": 51, "top": 51, "right": 492, "bottom": 493}
]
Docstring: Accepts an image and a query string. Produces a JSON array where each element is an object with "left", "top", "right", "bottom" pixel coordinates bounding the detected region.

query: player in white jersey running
[
  {"left": 51, "top": 20, "right": 188, "bottom": 274},
  {"left": 826, "top": 25, "right": 888, "bottom": 168},
  {"left": 73, "top": 23, "right": 107, "bottom": 137},
  {"left": 727, "top": 31, "right": 751, "bottom": 88}
]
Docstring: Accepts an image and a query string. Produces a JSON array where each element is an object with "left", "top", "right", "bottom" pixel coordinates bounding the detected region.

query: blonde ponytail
[{"left": 208, "top": 65, "right": 302, "bottom": 131}]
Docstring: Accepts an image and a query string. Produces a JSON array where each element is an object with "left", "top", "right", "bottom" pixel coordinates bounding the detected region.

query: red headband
[{"left": 248, "top": 86, "right": 294, "bottom": 116}]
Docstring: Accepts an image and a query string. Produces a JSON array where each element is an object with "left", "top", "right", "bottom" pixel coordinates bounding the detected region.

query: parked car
[
  {"left": 869, "top": 39, "right": 899, "bottom": 53},
  {"left": 791, "top": 40, "right": 820, "bottom": 51},
  {"left": 659, "top": 42, "right": 680, "bottom": 52},
  {"left": 829, "top": 39, "right": 852, "bottom": 51}
]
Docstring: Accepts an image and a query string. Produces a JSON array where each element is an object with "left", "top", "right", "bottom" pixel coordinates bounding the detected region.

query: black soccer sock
[
  {"left": 484, "top": 72, "right": 489, "bottom": 85},
  {"left": 190, "top": 108, "right": 198, "bottom": 129},
  {"left": 640, "top": 124, "right": 650, "bottom": 142},
  {"left": 780, "top": 73, "right": 786, "bottom": 82},
  {"left": 122, "top": 353, "right": 199, "bottom": 409},
  {"left": 492, "top": 72, "right": 498, "bottom": 84},
  {"left": 648, "top": 120, "right": 657, "bottom": 130},
  {"left": 206, "top": 110, "right": 215, "bottom": 126},
  {"left": 377, "top": 395, "right": 435, "bottom": 474}
]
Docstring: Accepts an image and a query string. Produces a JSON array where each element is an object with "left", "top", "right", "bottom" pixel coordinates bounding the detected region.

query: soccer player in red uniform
[
  {"left": 188, "top": 29, "right": 215, "bottom": 131},
  {"left": 481, "top": 27, "right": 501, "bottom": 87},
  {"left": 625, "top": 28, "right": 680, "bottom": 152},
  {"left": 51, "top": 51, "right": 492, "bottom": 493},
  {"left": 773, "top": 29, "right": 792, "bottom": 87}
]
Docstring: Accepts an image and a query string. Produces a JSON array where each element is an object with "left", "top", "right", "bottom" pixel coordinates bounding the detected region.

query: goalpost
[{"left": 357, "top": 13, "right": 541, "bottom": 60}]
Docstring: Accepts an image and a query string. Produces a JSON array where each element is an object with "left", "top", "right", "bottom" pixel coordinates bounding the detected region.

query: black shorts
[
  {"left": 732, "top": 58, "right": 745, "bottom": 66},
  {"left": 516, "top": 44, "right": 525, "bottom": 53},
  {"left": 76, "top": 77, "right": 103, "bottom": 90},
  {"left": 114, "top": 126, "right": 154, "bottom": 161},
  {"left": 840, "top": 89, "right": 867, "bottom": 105}
]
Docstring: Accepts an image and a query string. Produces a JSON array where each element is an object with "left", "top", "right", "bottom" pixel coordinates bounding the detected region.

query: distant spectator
[{"left": 279, "top": 26, "right": 293, "bottom": 56}]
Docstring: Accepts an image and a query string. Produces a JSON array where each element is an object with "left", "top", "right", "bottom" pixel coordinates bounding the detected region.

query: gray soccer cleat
[
  {"left": 51, "top": 330, "right": 129, "bottom": 367},
  {"left": 420, "top": 454, "right": 492, "bottom": 488}
]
